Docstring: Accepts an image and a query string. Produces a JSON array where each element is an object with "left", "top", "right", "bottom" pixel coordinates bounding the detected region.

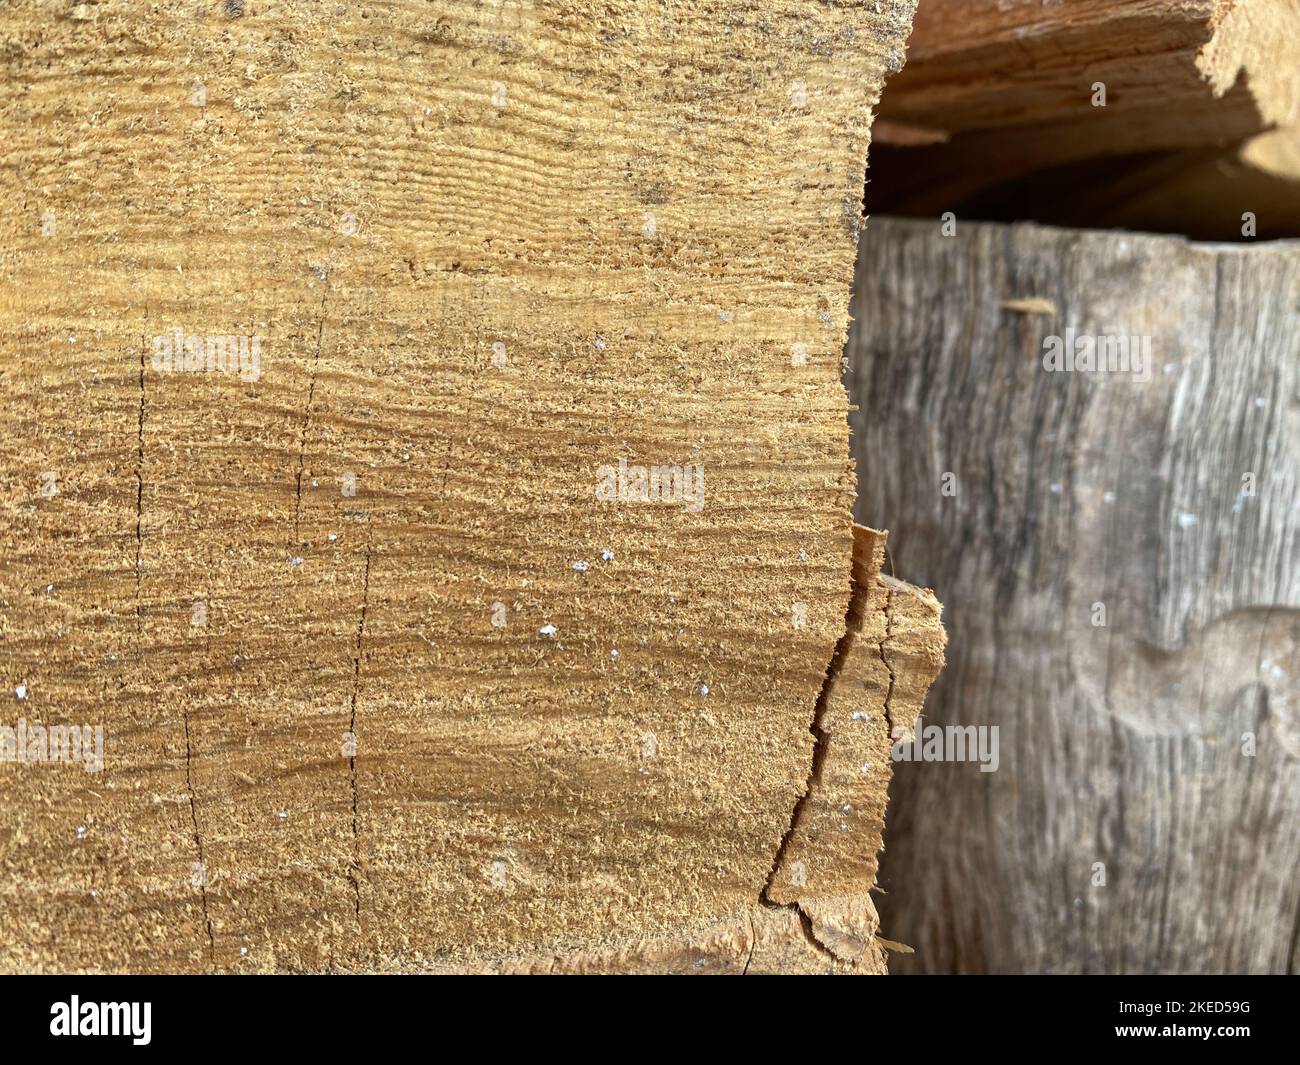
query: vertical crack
[
  {"left": 758, "top": 528, "right": 904, "bottom": 968},
  {"left": 346, "top": 520, "right": 373, "bottom": 927},
  {"left": 881, "top": 585, "right": 898, "bottom": 739},
  {"left": 183, "top": 711, "right": 216, "bottom": 971},
  {"left": 134, "top": 334, "right": 146, "bottom": 633},
  {"left": 790, "top": 904, "right": 835, "bottom": 962},
  {"left": 760, "top": 535, "right": 875, "bottom": 964},
  {"left": 293, "top": 288, "right": 329, "bottom": 541},
  {"left": 761, "top": 605, "right": 859, "bottom": 906},
  {"left": 139, "top": 320, "right": 216, "bottom": 968}
]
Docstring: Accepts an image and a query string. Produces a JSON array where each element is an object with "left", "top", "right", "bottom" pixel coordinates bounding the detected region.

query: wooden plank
[
  {"left": 0, "top": 1, "right": 923, "bottom": 972},
  {"left": 871, "top": 0, "right": 1300, "bottom": 216},
  {"left": 847, "top": 216, "right": 1300, "bottom": 973}
]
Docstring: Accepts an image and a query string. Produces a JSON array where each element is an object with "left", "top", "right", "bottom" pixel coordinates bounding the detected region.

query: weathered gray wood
[{"left": 847, "top": 217, "right": 1300, "bottom": 973}]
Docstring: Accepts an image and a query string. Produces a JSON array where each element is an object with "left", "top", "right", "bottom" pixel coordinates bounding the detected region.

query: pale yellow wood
[{"left": 0, "top": 0, "right": 924, "bottom": 973}]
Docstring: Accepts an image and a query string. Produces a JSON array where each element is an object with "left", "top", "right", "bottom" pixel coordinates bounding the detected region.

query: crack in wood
[
  {"left": 293, "top": 288, "right": 329, "bottom": 542},
  {"left": 346, "top": 520, "right": 373, "bottom": 928},
  {"left": 182, "top": 711, "right": 216, "bottom": 971}
]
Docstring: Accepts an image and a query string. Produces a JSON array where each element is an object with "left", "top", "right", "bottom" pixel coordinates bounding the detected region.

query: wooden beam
[
  {"left": 847, "top": 216, "right": 1300, "bottom": 973},
  {"left": 871, "top": 0, "right": 1300, "bottom": 216},
  {"left": 0, "top": 0, "right": 928, "bottom": 973}
]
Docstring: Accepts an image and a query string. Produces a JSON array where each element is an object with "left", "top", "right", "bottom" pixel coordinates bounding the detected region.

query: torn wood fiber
[{"left": 763, "top": 525, "right": 945, "bottom": 971}]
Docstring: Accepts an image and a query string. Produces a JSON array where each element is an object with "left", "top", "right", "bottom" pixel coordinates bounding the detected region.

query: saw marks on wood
[{"left": 0, "top": 1, "right": 920, "bottom": 971}]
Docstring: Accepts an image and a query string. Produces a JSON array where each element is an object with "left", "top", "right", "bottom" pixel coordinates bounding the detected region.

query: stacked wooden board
[
  {"left": 0, "top": 0, "right": 944, "bottom": 973},
  {"left": 870, "top": 0, "right": 1300, "bottom": 238}
]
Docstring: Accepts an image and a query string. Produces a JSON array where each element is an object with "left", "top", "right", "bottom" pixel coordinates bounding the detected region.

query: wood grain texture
[
  {"left": 869, "top": 0, "right": 1300, "bottom": 217},
  {"left": 847, "top": 217, "right": 1300, "bottom": 973},
  {"left": 765, "top": 525, "right": 945, "bottom": 967},
  {"left": 0, "top": 0, "right": 917, "bottom": 972}
]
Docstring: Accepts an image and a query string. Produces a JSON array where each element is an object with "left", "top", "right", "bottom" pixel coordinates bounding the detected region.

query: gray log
[{"left": 848, "top": 217, "right": 1300, "bottom": 973}]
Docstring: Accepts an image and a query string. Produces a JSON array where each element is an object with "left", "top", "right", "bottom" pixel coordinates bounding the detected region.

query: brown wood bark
[{"left": 847, "top": 216, "right": 1300, "bottom": 973}]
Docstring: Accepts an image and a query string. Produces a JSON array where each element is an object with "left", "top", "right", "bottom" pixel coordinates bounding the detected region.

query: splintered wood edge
[
  {"left": 424, "top": 527, "right": 946, "bottom": 974},
  {"left": 760, "top": 525, "right": 944, "bottom": 968},
  {"left": 885, "top": 0, "right": 1299, "bottom": 139},
  {"left": 1199, "top": 0, "right": 1300, "bottom": 127}
]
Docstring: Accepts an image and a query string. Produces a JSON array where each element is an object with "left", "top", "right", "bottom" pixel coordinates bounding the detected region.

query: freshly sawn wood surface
[{"left": 0, "top": 1, "right": 931, "bottom": 972}]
